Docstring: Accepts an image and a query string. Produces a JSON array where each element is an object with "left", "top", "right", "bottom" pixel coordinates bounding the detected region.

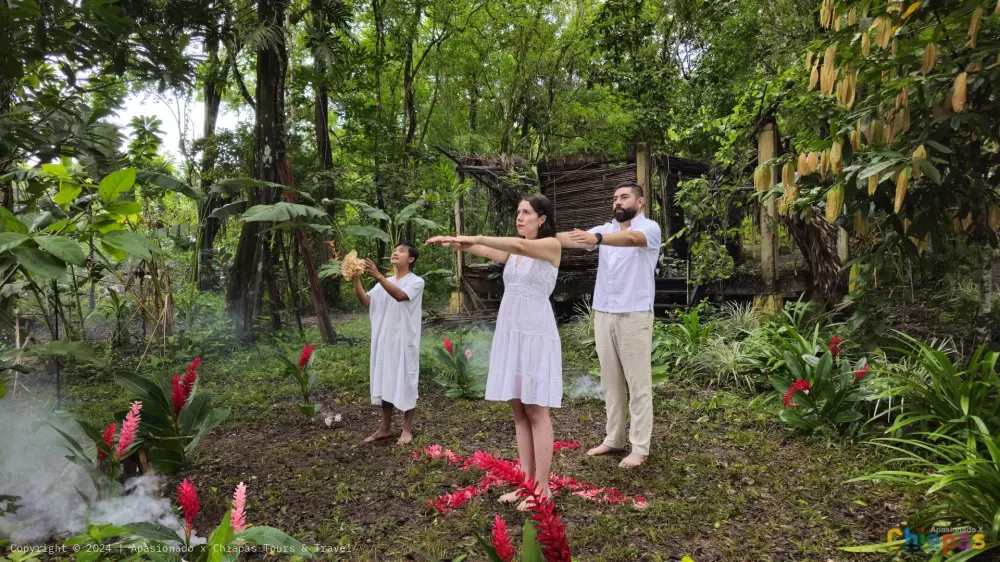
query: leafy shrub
[
  {"left": 114, "top": 357, "right": 230, "bottom": 472},
  {"left": 873, "top": 333, "right": 999, "bottom": 444},
  {"left": 847, "top": 432, "right": 999, "bottom": 559},
  {"left": 269, "top": 343, "right": 321, "bottom": 417},
  {"left": 430, "top": 337, "right": 485, "bottom": 399},
  {"left": 770, "top": 346, "right": 869, "bottom": 432}
]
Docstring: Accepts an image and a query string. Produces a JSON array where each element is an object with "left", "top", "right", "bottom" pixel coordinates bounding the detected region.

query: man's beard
[{"left": 614, "top": 206, "right": 638, "bottom": 222}]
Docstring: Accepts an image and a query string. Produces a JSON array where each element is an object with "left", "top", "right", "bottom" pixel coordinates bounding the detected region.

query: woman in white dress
[{"left": 427, "top": 195, "right": 562, "bottom": 509}]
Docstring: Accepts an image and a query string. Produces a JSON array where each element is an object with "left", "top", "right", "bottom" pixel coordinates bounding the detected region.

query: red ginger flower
[
  {"left": 828, "top": 336, "right": 843, "bottom": 357},
  {"left": 299, "top": 344, "right": 316, "bottom": 370},
  {"left": 443, "top": 338, "right": 453, "bottom": 356},
  {"left": 782, "top": 379, "right": 812, "bottom": 408},
  {"left": 98, "top": 422, "right": 116, "bottom": 465},
  {"left": 115, "top": 401, "right": 142, "bottom": 459},
  {"left": 520, "top": 477, "right": 572, "bottom": 562},
  {"left": 490, "top": 515, "right": 515, "bottom": 562},
  {"left": 230, "top": 482, "right": 247, "bottom": 532},
  {"left": 171, "top": 375, "right": 186, "bottom": 418},
  {"left": 854, "top": 365, "right": 869, "bottom": 381},
  {"left": 177, "top": 479, "right": 200, "bottom": 537}
]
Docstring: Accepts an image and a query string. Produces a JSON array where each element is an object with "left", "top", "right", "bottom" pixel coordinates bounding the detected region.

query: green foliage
[
  {"left": 673, "top": 178, "right": 741, "bottom": 283},
  {"left": 847, "top": 433, "right": 1000, "bottom": 555},
  {"left": 87, "top": 289, "right": 132, "bottom": 348},
  {"left": 268, "top": 344, "right": 320, "bottom": 417},
  {"left": 770, "top": 350, "right": 868, "bottom": 432},
  {"left": 114, "top": 363, "right": 230, "bottom": 473},
  {"left": 428, "top": 337, "right": 485, "bottom": 399},
  {"left": 874, "top": 334, "right": 1000, "bottom": 445}
]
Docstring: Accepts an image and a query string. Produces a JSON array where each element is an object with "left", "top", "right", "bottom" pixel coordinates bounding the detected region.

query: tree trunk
[
  {"left": 372, "top": 0, "right": 387, "bottom": 263},
  {"left": 226, "top": 0, "right": 286, "bottom": 339},
  {"left": 781, "top": 211, "right": 844, "bottom": 310},
  {"left": 198, "top": 29, "right": 228, "bottom": 291},
  {"left": 311, "top": 0, "right": 340, "bottom": 307},
  {"left": 277, "top": 160, "right": 336, "bottom": 343}
]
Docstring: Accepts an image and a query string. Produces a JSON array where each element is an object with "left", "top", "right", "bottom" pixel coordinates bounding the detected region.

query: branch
[{"left": 228, "top": 47, "right": 256, "bottom": 108}]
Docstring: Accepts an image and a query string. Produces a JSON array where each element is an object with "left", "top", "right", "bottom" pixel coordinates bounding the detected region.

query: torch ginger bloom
[
  {"left": 443, "top": 338, "right": 454, "bottom": 356},
  {"left": 828, "top": 336, "right": 843, "bottom": 357},
  {"left": 299, "top": 344, "right": 316, "bottom": 370},
  {"left": 782, "top": 379, "right": 812, "bottom": 408},
  {"left": 98, "top": 422, "right": 116, "bottom": 465},
  {"left": 520, "top": 477, "right": 572, "bottom": 562},
  {"left": 171, "top": 375, "right": 186, "bottom": 418},
  {"left": 490, "top": 515, "right": 515, "bottom": 562},
  {"left": 230, "top": 482, "right": 247, "bottom": 532},
  {"left": 115, "top": 401, "right": 142, "bottom": 459},
  {"left": 854, "top": 364, "right": 870, "bottom": 381},
  {"left": 177, "top": 479, "right": 200, "bottom": 538}
]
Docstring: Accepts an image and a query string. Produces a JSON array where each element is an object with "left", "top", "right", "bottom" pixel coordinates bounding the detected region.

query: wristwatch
[{"left": 594, "top": 233, "right": 603, "bottom": 246}]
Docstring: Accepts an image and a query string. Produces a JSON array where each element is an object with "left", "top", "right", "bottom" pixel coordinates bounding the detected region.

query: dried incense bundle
[{"left": 340, "top": 251, "right": 366, "bottom": 280}]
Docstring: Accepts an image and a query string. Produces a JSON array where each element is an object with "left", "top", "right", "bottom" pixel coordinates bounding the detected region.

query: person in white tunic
[
  {"left": 351, "top": 242, "right": 425, "bottom": 445},
  {"left": 426, "top": 195, "right": 562, "bottom": 510},
  {"left": 557, "top": 181, "right": 662, "bottom": 469}
]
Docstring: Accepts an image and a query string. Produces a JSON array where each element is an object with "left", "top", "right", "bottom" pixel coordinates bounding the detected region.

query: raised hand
[
  {"left": 363, "top": 259, "right": 383, "bottom": 279},
  {"left": 567, "top": 228, "right": 598, "bottom": 246}
]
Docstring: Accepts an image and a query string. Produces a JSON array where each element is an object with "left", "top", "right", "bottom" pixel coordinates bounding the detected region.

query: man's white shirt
[{"left": 587, "top": 213, "right": 662, "bottom": 313}]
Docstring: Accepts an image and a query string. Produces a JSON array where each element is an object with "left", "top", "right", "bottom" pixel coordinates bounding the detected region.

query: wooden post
[
  {"left": 452, "top": 194, "right": 465, "bottom": 312},
  {"left": 636, "top": 142, "right": 652, "bottom": 216},
  {"left": 756, "top": 120, "right": 781, "bottom": 312}
]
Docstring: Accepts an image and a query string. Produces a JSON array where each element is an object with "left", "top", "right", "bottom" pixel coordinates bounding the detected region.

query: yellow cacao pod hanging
[
  {"left": 797, "top": 153, "right": 809, "bottom": 177},
  {"left": 809, "top": 61, "right": 819, "bottom": 91},
  {"left": 861, "top": 32, "right": 871, "bottom": 57},
  {"left": 911, "top": 145, "right": 927, "bottom": 179},
  {"left": 969, "top": 5, "right": 983, "bottom": 48},
  {"left": 849, "top": 263, "right": 860, "bottom": 294},
  {"left": 820, "top": 148, "right": 831, "bottom": 179},
  {"left": 848, "top": 6, "right": 857, "bottom": 25},
  {"left": 894, "top": 169, "right": 910, "bottom": 213},
  {"left": 922, "top": 43, "right": 937, "bottom": 75},
  {"left": 807, "top": 151, "right": 820, "bottom": 175},
  {"left": 990, "top": 205, "right": 1000, "bottom": 230},
  {"left": 826, "top": 185, "right": 844, "bottom": 223},
  {"left": 952, "top": 72, "right": 967, "bottom": 112},
  {"left": 834, "top": 8, "right": 841, "bottom": 31},
  {"left": 778, "top": 197, "right": 788, "bottom": 216},
  {"left": 875, "top": 16, "right": 892, "bottom": 49},
  {"left": 855, "top": 211, "right": 870, "bottom": 237},
  {"left": 831, "top": 140, "right": 844, "bottom": 174},
  {"left": 804, "top": 51, "right": 814, "bottom": 72},
  {"left": 868, "top": 174, "right": 879, "bottom": 196},
  {"left": 783, "top": 163, "right": 798, "bottom": 209}
]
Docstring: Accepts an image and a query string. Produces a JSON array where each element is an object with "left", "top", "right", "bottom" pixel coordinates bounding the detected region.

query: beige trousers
[{"left": 594, "top": 311, "right": 654, "bottom": 456}]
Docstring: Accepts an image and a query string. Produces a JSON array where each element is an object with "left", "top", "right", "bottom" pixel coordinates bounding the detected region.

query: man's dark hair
[
  {"left": 398, "top": 241, "right": 419, "bottom": 264},
  {"left": 615, "top": 180, "right": 644, "bottom": 199}
]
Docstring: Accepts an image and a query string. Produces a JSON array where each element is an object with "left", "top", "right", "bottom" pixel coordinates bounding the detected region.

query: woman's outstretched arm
[
  {"left": 428, "top": 235, "right": 561, "bottom": 267},
  {"left": 425, "top": 236, "right": 510, "bottom": 264}
]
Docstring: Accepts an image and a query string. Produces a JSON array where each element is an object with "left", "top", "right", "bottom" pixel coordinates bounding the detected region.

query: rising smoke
[{"left": 0, "top": 399, "right": 194, "bottom": 547}]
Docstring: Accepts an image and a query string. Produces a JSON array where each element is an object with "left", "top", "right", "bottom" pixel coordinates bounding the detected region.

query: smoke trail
[
  {"left": 567, "top": 374, "right": 604, "bottom": 401},
  {"left": 0, "top": 399, "right": 195, "bottom": 546}
]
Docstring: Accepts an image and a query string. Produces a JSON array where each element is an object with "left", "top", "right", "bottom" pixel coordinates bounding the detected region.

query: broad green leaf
[
  {"left": 208, "top": 200, "right": 247, "bottom": 219},
  {"left": 101, "top": 231, "right": 162, "bottom": 260},
  {"left": 207, "top": 511, "right": 235, "bottom": 562},
  {"left": 149, "top": 448, "right": 185, "bottom": 474},
  {"left": 241, "top": 202, "right": 328, "bottom": 223},
  {"left": 35, "top": 235, "right": 85, "bottom": 265},
  {"left": 857, "top": 159, "right": 902, "bottom": 180},
  {"left": 104, "top": 201, "right": 143, "bottom": 216},
  {"left": 395, "top": 201, "right": 424, "bottom": 224},
  {"left": 0, "top": 232, "right": 30, "bottom": 252},
  {"left": 833, "top": 409, "right": 862, "bottom": 423},
  {"left": 0, "top": 207, "right": 29, "bottom": 234},
  {"left": 11, "top": 244, "right": 67, "bottom": 279},
  {"left": 239, "top": 526, "right": 314, "bottom": 557},
  {"left": 473, "top": 533, "right": 507, "bottom": 562},
  {"left": 41, "top": 163, "right": 68, "bottom": 176},
  {"left": 28, "top": 340, "right": 104, "bottom": 365},
  {"left": 779, "top": 408, "right": 816, "bottom": 431},
  {"left": 212, "top": 178, "right": 286, "bottom": 196},
  {"left": 336, "top": 198, "right": 390, "bottom": 222},
  {"left": 136, "top": 171, "right": 204, "bottom": 200},
  {"left": 925, "top": 140, "right": 952, "bottom": 154},
  {"left": 98, "top": 169, "right": 136, "bottom": 204},
  {"left": 407, "top": 217, "right": 446, "bottom": 231},
  {"left": 917, "top": 160, "right": 942, "bottom": 185},
  {"left": 53, "top": 182, "right": 82, "bottom": 207},
  {"left": 318, "top": 260, "right": 341, "bottom": 278},
  {"left": 124, "top": 523, "right": 183, "bottom": 545},
  {"left": 520, "top": 520, "right": 544, "bottom": 562},
  {"left": 345, "top": 225, "right": 391, "bottom": 243},
  {"left": 180, "top": 392, "right": 212, "bottom": 438},
  {"left": 115, "top": 372, "right": 171, "bottom": 416},
  {"left": 184, "top": 407, "right": 229, "bottom": 454}
]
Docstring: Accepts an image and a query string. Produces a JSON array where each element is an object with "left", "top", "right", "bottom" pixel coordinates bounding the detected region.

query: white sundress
[{"left": 485, "top": 254, "right": 563, "bottom": 408}]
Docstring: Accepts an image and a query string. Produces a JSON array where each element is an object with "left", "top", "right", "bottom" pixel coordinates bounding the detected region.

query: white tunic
[
  {"left": 485, "top": 255, "right": 562, "bottom": 408},
  {"left": 367, "top": 273, "right": 424, "bottom": 411},
  {"left": 587, "top": 212, "right": 662, "bottom": 313}
]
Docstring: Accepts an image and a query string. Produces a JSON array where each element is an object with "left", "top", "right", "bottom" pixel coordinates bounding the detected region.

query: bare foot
[
  {"left": 397, "top": 431, "right": 412, "bottom": 445},
  {"left": 363, "top": 429, "right": 392, "bottom": 443},
  {"left": 618, "top": 452, "right": 646, "bottom": 468},
  {"left": 516, "top": 489, "right": 553, "bottom": 512},
  {"left": 497, "top": 490, "right": 521, "bottom": 504},
  {"left": 586, "top": 444, "right": 623, "bottom": 456}
]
